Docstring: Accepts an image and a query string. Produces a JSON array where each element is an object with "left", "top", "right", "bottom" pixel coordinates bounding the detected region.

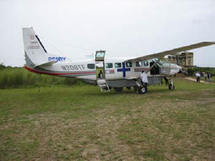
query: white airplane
[{"left": 23, "top": 27, "right": 215, "bottom": 93}]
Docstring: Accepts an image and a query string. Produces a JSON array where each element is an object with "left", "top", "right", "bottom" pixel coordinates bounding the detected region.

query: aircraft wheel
[
  {"left": 138, "top": 86, "right": 147, "bottom": 94},
  {"left": 114, "top": 87, "right": 123, "bottom": 92},
  {"left": 168, "top": 84, "right": 175, "bottom": 90}
]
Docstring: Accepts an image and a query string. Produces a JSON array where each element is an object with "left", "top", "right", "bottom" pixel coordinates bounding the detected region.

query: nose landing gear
[{"left": 168, "top": 78, "right": 175, "bottom": 90}]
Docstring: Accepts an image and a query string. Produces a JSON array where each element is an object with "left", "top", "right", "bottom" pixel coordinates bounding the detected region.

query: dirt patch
[{"left": 184, "top": 77, "right": 211, "bottom": 84}]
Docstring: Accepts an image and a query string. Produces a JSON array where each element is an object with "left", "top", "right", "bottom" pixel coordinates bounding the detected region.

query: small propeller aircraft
[{"left": 23, "top": 27, "right": 215, "bottom": 93}]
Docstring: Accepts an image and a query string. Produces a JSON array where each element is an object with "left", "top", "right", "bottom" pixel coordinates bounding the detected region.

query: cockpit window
[
  {"left": 106, "top": 63, "right": 113, "bottom": 68},
  {"left": 126, "top": 62, "right": 132, "bottom": 67},
  {"left": 87, "top": 64, "right": 95, "bottom": 69},
  {"left": 115, "top": 63, "right": 121, "bottom": 68}
]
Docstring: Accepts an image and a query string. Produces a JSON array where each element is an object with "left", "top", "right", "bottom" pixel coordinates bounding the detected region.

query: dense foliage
[
  {"left": 187, "top": 67, "right": 215, "bottom": 76},
  {"left": 0, "top": 66, "right": 83, "bottom": 88}
]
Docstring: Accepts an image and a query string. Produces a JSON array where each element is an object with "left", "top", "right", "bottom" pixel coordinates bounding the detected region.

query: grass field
[{"left": 0, "top": 78, "right": 215, "bottom": 161}]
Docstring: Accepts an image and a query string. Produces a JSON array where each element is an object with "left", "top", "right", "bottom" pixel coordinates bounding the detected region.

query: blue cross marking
[{"left": 117, "top": 62, "right": 130, "bottom": 77}]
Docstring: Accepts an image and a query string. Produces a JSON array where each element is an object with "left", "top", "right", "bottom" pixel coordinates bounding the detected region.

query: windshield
[{"left": 152, "top": 58, "right": 163, "bottom": 66}]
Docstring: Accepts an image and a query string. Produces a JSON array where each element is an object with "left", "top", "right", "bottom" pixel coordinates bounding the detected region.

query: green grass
[
  {"left": 0, "top": 67, "right": 82, "bottom": 88},
  {"left": 0, "top": 78, "right": 215, "bottom": 161}
]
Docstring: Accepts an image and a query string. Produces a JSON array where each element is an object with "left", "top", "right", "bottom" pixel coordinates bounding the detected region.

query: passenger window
[
  {"left": 144, "top": 61, "right": 149, "bottom": 66},
  {"left": 106, "top": 63, "right": 113, "bottom": 68},
  {"left": 136, "top": 61, "right": 142, "bottom": 67},
  {"left": 87, "top": 64, "right": 95, "bottom": 69},
  {"left": 126, "top": 62, "right": 132, "bottom": 67},
  {"left": 115, "top": 63, "right": 121, "bottom": 68}
]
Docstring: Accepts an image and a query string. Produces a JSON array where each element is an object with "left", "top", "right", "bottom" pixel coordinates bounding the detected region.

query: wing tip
[{"left": 202, "top": 41, "right": 215, "bottom": 44}]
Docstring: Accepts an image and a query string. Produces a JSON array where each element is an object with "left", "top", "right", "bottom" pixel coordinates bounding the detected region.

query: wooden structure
[{"left": 166, "top": 52, "right": 193, "bottom": 67}]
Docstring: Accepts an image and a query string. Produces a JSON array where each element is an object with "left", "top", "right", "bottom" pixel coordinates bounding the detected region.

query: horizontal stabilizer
[
  {"left": 35, "top": 60, "right": 56, "bottom": 67},
  {"left": 24, "top": 50, "right": 57, "bottom": 67}
]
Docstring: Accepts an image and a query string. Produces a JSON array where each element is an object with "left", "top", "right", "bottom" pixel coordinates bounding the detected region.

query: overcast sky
[{"left": 0, "top": 0, "right": 215, "bottom": 67}]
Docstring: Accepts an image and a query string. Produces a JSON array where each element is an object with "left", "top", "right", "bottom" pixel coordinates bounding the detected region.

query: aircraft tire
[
  {"left": 138, "top": 86, "right": 147, "bottom": 94},
  {"left": 114, "top": 87, "right": 123, "bottom": 92},
  {"left": 168, "top": 84, "right": 175, "bottom": 90}
]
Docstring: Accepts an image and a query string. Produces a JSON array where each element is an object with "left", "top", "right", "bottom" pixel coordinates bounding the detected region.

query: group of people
[{"left": 195, "top": 71, "right": 212, "bottom": 82}]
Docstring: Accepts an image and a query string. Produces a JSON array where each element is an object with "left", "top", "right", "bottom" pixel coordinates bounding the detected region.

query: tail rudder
[{"left": 23, "top": 27, "right": 53, "bottom": 68}]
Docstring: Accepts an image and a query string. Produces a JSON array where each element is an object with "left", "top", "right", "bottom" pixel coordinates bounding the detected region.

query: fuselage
[
  {"left": 22, "top": 27, "right": 214, "bottom": 91},
  {"left": 25, "top": 57, "right": 181, "bottom": 83}
]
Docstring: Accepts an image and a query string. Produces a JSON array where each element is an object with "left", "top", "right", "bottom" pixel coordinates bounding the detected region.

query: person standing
[
  {"left": 208, "top": 72, "right": 211, "bottom": 82},
  {"left": 203, "top": 72, "right": 207, "bottom": 81},
  {"left": 98, "top": 70, "right": 103, "bottom": 79},
  {"left": 140, "top": 70, "right": 148, "bottom": 93},
  {"left": 195, "top": 72, "right": 201, "bottom": 82},
  {"left": 139, "top": 61, "right": 156, "bottom": 93}
]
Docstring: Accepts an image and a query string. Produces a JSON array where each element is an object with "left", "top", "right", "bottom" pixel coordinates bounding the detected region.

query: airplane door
[{"left": 95, "top": 50, "right": 106, "bottom": 79}]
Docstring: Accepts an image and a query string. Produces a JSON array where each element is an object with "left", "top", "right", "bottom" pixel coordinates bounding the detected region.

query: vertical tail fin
[{"left": 23, "top": 27, "right": 54, "bottom": 67}]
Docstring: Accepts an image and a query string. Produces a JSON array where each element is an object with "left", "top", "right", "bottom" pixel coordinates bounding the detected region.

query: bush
[
  {"left": 0, "top": 67, "right": 84, "bottom": 88},
  {"left": 187, "top": 67, "right": 215, "bottom": 76},
  {"left": 0, "top": 63, "right": 6, "bottom": 70}
]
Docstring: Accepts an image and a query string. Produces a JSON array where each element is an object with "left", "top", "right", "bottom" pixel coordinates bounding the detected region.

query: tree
[{"left": 0, "top": 63, "right": 6, "bottom": 70}]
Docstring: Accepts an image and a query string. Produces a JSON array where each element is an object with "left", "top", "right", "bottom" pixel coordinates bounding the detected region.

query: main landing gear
[
  {"left": 135, "top": 77, "right": 175, "bottom": 94},
  {"left": 135, "top": 79, "right": 148, "bottom": 94},
  {"left": 168, "top": 80, "right": 175, "bottom": 90},
  {"left": 138, "top": 85, "right": 147, "bottom": 94}
]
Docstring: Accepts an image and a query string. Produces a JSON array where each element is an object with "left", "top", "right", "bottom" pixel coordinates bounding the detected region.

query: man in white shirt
[
  {"left": 140, "top": 71, "right": 148, "bottom": 84},
  {"left": 195, "top": 72, "right": 201, "bottom": 82},
  {"left": 139, "top": 61, "right": 157, "bottom": 93},
  {"left": 140, "top": 70, "right": 149, "bottom": 93}
]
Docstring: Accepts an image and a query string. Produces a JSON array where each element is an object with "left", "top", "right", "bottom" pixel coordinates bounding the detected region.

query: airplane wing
[{"left": 125, "top": 42, "right": 215, "bottom": 62}]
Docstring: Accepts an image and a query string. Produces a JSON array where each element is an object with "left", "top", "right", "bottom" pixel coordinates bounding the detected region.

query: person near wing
[
  {"left": 139, "top": 61, "right": 156, "bottom": 93},
  {"left": 140, "top": 70, "right": 149, "bottom": 93}
]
